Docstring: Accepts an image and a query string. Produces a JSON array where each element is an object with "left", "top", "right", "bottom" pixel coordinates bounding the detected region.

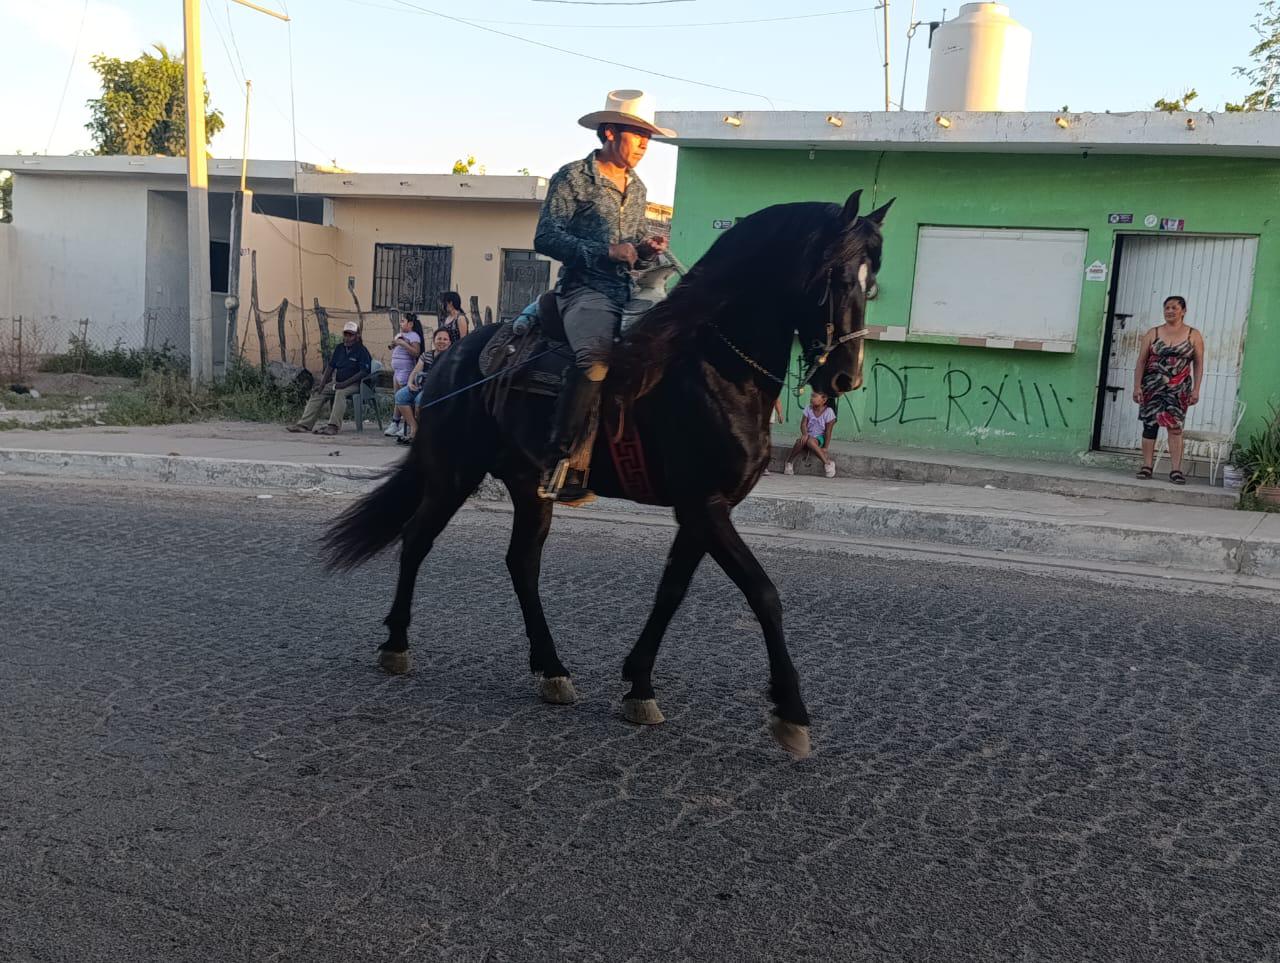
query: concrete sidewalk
[{"left": 2, "top": 421, "right": 1277, "bottom": 582}]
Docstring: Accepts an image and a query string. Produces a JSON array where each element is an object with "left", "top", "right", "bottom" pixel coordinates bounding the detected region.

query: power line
[
  {"left": 339, "top": 0, "right": 875, "bottom": 31},
  {"left": 379, "top": 0, "right": 779, "bottom": 105},
  {"left": 45, "top": 0, "right": 91, "bottom": 154},
  {"left": 531, "top": 0, "right": 694, "bottom": 5},
  {"left": 223, "top": 0, "right": 251, "bottom": 83},
  {"left": 203, "top": 1, "right": 338, "bottom": 162},
  {"left": 205, "top": 0, "right": 248, "bottom": 89}
]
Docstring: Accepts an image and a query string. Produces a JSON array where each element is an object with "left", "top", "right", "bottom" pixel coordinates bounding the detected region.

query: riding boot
[{"left": 538, "top": 371, "right": 603, "bottom": 504}]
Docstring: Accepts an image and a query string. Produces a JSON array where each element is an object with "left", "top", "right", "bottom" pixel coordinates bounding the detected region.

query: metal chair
[{"left": 1155, "top": 398, "right": 1246, "bottom": 485}]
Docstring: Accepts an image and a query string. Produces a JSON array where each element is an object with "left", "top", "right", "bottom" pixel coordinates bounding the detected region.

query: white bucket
[{"left": 1222, "top": 464, "right": 1245, "bottom": 491}]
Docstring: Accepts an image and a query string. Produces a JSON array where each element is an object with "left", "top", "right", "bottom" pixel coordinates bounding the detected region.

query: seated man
[
  {"left": 286, "top": 321, "right": 372, "bottom": 435},
  {"left": 532, "top": 89, "right": 675, "bottom": 503}
]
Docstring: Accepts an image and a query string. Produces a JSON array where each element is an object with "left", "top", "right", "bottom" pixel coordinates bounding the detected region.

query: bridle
[
  {"left": 660, "top": 252, "right": 869, "bottom": 389},
  {"left": 795, "top": 269, "right": 869, "bottom": 389}
]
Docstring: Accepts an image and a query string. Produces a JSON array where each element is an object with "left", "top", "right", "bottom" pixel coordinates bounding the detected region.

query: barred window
[{"left": 371, "top": 244, "right": 453, "bottom": 313}]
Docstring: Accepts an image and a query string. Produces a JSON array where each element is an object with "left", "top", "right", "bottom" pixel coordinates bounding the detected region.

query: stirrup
[{"left": 537, "top": 459, "right": 595, "bottom": 505}]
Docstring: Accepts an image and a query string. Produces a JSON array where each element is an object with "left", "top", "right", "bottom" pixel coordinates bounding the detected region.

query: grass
[
  {"left": 38, "top": 337, "right": 182, "bottom": 378},
  {"left": 1237, "top": 491, "right": 1280, "bottom": 514},
  {"left": 97, "top": 363, "right": 305, "bottom": 427}
]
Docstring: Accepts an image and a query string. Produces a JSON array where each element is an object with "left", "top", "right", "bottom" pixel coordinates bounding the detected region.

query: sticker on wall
[
  {"left": 1143, "top": 214, "right": 1159, "bottom": 228},
  {"left": 1160, "top": 218, "right": 1186, "bottom": 232},
  {"left": 1107, "top": 213, "right": 1134, "bottom": 224},
  {"left": 1085, "top": 260, "right": 1108, "bottom": 282},
  {"left": 712, "top": 219, "right": 734, "bottom": 230}
]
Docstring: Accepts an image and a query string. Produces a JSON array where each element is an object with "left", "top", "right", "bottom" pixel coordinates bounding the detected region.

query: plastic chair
[
  {"left": 352, "top": 360, "right": 385, "bottom": 433},
  {"left": 1155, "top": 398, "right": 1245, "bottom": 485}
]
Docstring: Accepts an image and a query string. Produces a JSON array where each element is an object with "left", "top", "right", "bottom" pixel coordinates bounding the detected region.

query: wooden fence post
[
  {"left": 251, "top": 251, "right": 268, "bottom": 370},
  {"left": 276, "top": 298, "right": 289, "bottom": 365},
  {"left": 314, "top": 298, "right": 331, "bottom": 364}
]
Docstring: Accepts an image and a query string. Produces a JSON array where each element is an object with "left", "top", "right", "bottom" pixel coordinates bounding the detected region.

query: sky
[{"left": 0, "top": 0, "right": 1269, "bottom": 203}]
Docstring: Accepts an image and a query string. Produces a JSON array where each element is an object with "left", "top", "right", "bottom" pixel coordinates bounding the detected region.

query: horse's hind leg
[
  {"left": 621, "top": 525, "right": 705, "bottom": 725},
  {"left": 378, "top": 488, "right": 470, "bottom": 674},
  {"left": 504, "top": 482, "right": 576, "bottom": 704}
]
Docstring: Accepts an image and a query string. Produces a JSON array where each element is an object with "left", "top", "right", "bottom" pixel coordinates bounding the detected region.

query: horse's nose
[{"left": 832, "top": 372, "right": 856, "bottom": 395}]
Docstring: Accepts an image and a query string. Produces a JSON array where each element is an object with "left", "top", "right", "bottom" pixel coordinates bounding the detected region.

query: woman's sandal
[
  {"left": 1170, "top": 470, "right": 1186, "bottom": 485},
  {"left": 1136, "top": 465, "right": 1153, "bottom": 479}
]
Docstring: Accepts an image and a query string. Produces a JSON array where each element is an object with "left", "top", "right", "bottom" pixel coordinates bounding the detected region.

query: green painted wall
[{"left": 669, "top": 148, "right": 1280, "bottom": 461}]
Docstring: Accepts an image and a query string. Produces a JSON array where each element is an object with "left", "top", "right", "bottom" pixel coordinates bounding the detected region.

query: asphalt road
[{"left": 2, "top": 479, "right": 1278, "bottom": 962}]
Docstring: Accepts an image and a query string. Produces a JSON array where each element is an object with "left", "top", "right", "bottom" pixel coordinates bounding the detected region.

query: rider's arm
[{"left": 534, "top": 169, "right": 610, "bottom": 269}]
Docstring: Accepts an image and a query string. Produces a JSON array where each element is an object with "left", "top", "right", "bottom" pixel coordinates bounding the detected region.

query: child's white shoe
[
  {"left": 783, "top": 462, "right": 794, "bottom": 476},
  {"left": 824, "top": 461, "right": 836, "bottom": 478}
]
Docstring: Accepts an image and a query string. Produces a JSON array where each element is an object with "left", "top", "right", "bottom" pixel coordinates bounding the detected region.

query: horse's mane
[{"left": 611, "top": 201, "right": 873, "bottom": 404}]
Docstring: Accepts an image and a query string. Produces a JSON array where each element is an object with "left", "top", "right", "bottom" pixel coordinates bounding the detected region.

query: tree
[
  {"left": 85, "top": 44, "right": 225, "bottom": 156},
  {"left": 1227, "top": 1, "right": 1280, "bottom": 111},
  {"left": 0, "top": 169, "right": 12, "bottom": 223},
  {"left": 1154, "top": 89, "right": 1199, "bottom": 112}
]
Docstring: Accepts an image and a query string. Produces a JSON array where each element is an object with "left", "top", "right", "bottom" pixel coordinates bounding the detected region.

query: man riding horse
[{"left": 532, "top": 90, "right": 676, "bottom": 503}]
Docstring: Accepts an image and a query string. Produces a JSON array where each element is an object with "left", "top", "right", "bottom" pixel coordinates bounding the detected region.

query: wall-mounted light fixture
[
  {"left": 1186, "top": 117, "right": 1197, "bottom": 131},
  {"left": 934, "top": 115, "right": 952, "bottom": 129},
  {"left": 1054, "top": 115, "right": 1070, "bottom": 129},
  {"left": 723, "top": 114, "right": 743, "bottom": 127},
  {"left": 826, "top": 114, "right": 844, "bottom": 128}
]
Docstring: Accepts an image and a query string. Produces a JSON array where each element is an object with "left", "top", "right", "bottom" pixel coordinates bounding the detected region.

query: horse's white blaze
[{"left": 857, "top": 262, "right": 870, "bottom": 293}]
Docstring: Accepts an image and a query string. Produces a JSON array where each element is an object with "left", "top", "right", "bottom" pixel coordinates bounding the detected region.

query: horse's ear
[
  {"left": 841, "top": 189, "right": 863, "bottom": 224},
  {"left": 867, "top": 197, "right": 896, "bottom": 225}
]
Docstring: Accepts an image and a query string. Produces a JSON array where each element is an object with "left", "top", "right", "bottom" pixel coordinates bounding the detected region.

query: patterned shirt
[{"left": 534, "top": 151, "right": 651, "bottom": 306}]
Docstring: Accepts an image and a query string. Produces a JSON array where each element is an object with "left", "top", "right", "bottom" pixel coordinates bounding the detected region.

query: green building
[{"left": 654, "top": 109, "right": 1280, "bottom": 465}]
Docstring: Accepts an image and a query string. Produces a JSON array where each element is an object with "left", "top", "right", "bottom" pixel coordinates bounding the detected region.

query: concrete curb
[
  {"left": 767, "top": 443, "right": 1238, "bottom": 509},
  {"left": 3, "top": 446, "right": 1277, "bottom": 580}
]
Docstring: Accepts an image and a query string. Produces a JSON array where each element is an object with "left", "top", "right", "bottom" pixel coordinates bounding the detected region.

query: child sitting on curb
[{"left": 784, "top": 389, "right": 837, "bottom": 478}]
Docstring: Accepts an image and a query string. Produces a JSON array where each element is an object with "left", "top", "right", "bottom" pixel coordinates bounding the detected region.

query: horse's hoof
[
  {"left": 539, "top": 676, "right": 578, "bottom": 705},
  {"left": 622, "top": 698, "right": 665, "bottom": 726},
  {"left": 769, "top": 717, "right": 812, "bottom": 758},
  {"left": 378, "top": 649, "right": 411, "bottom": 675}
]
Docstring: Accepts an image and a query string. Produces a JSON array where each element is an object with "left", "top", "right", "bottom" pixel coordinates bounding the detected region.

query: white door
[{"left": 1097, "top": 234, "right": 1257, "bottom": 452}]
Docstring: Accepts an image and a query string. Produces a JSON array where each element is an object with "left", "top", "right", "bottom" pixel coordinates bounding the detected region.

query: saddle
[
  {"left": 477, "top": 290, "right": 662, "bottom": 398},
  {"left": 478, "top": 299, "right": 575, "bottom": 399}
]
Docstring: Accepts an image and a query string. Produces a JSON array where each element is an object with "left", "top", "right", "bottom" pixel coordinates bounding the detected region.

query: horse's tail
[{"left": 321, "top": 458, "right": 424, "bottom": 571}]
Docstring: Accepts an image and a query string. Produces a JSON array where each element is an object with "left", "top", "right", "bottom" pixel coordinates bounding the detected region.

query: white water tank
[{"left": 925, "top": 3, "right": 1032, "bottom": 112}]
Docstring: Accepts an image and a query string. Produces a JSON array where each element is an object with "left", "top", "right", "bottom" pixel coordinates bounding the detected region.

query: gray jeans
[{"left": 559, "top": 285, "right": 622, "bottom": 370}]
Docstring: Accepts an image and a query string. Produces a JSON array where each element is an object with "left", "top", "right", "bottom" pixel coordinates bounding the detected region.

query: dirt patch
[{"left": 16, "top": 373, "right": 137, "bottom": 396}]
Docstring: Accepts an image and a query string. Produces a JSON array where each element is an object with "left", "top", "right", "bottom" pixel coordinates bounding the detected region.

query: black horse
[{"left": 324, "top": 189, "right": 891, "bottom": 756}]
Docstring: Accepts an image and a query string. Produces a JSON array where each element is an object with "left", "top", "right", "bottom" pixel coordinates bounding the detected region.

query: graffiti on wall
[{"left": 836, "top": 361, "right": 1078, "bottom": 435}]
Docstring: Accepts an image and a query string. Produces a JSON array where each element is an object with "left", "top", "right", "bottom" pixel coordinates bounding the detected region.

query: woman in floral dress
[{"left": 1133, "top": 296, "right": 1206, "bottom": 485}]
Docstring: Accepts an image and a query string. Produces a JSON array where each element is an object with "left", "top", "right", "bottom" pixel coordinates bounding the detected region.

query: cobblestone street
[{"left": 2, "top": 479, "right": 1278, "bottom": 962}]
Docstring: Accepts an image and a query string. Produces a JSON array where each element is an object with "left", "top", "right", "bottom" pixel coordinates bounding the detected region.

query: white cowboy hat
[{"left": 577, "top": 89, "right": 676, "bottom": 139}]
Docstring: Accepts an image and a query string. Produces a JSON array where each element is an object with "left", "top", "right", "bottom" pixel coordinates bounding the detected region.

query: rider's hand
[
  {"left": 1189, "top": 389, "right": 1201, "bottom": 406},
  {"left": 638, "top": 236, "right": 669, "bottom": 259},
  {"left": 1132, "top": 388, "right": 1142, "bottom": 404},
  {"left": 608, "top": 242, "right": 639, "bottom": 267}
]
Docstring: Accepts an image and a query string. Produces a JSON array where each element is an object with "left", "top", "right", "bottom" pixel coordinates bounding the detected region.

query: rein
[{"left": 709, "top": 269, "right": 869, "bottom": 390}]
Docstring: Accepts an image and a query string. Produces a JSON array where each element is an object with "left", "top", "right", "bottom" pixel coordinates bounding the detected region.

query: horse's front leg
[
  {"left": 621, "top": 524, "right": 706, "bottom": 725},
  {"left": 504, "top": 482, "right": 576, "bottom": 704},
  {"left": 697, "top": 495, "right": 812, "bottom": 757}
]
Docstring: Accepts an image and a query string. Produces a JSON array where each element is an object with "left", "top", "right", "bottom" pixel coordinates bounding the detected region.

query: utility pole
[
  {"left": 183, "top": 0, "right": 287, "bottom": 386},
  {"left": 183, "top": 0, "right": 213, "bottom": 385},
  {"left": 883, "top": 0, "right": 892, "bottom": 111}
]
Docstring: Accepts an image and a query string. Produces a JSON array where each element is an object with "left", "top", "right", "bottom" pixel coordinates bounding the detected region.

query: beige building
[{"left": 0, "top": 155, "right": 557, "bottom": 371}]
